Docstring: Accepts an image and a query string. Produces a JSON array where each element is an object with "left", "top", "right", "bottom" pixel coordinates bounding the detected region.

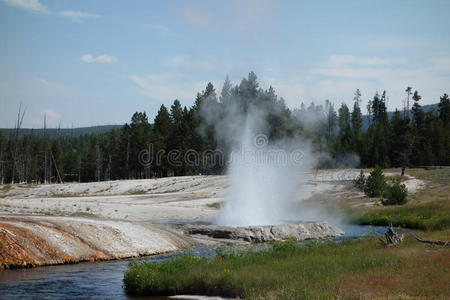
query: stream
[{"left": 0, "top": 224, "right": 389, "bottom": 299}]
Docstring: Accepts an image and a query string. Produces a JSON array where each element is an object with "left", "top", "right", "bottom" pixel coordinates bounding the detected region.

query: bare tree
[
  {"left": 405, "top": 86, "right": 412, "bottom": 118},
  {"left": 0, "top": 134, "right": 4, "bottom": 185},
  {"left": 11, "top": 105, "right": 26, "bottom": 184},
  {"left": 43, "top": 114, "right": 48, "bottom": 184},
  {"left": 50, "top": 150, "right": 63, "bottom": 184}
]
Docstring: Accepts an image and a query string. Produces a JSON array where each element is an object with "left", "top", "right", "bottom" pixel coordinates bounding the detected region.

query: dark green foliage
[
  {"left": 364, "top": 166, "right": 386, "bottom": 197},
  {"left": 389, "top": 110, "right": 413, "bottom": 174},
  {"left": 1, "top": 73, "right": 449, "bottom": 184},
  {"left": 338, "top": 103, "right": 352, "bottom": 151},
  {"left": 353, "top": 170, "right": 366, "bottom": 190},
  {"left": 124, "top": 256, "right": 207, "bottom": 296},
  {"left": 351, "top": 90, "right": 364, "bottom": 156},
  {"left": 438, "top": 93, "right": 450, "bottom": 127},
  {"left": 358, "top": 204, "right": 450, "bottom": 230},
  {"left": 382, "top": 179, "right": 408, "bottom": 205}
]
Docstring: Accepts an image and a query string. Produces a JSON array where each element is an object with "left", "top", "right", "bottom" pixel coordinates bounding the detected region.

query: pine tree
[
  {"left": 338, "top": 103, "right": 352, "bottom": 151},
  {"left": 411, "top": 90, "right": 428, "bottom": 165},
  {"left": 390, "top": 110, "right": 413, "bottom": 175},
  {"left": 438, "top": 93, "right": 450, "bottom": 127},
  {"left": 80, "top": 136, "right": 98, "bottom": 182},
  {"left": 351, "top": 89, "right": 363, "bottom": 159},
  {"left": 438, "top": 93, "right": 450, "bottom": 164},
  {"left": 325, "top": 100, "right": 337, "bottom": 140},
  {"left": 153, "top": 105, "right": 172, "bottom": 177},
  {"left": 220, "top": 76, "right": 232, "bottom": 105},
  {"left": 368, "top": 91, "right": 390, "bottom": 168},
  {"left": 168, "top": 100, "right": 186, "bottom": 176},
  {"left": 238, "top": 71, "right": 259, "bottom": 112}
]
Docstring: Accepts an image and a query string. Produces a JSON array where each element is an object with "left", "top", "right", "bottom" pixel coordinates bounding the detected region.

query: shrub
[
  {"left": 364, "top": 166, "right": 386, "bottom": 197},
  {"left": 353, "top": 170, "right": 366, "bottom": 190},
  {"left": 382, "top": 179, "right": 408, "bottom": 205}
]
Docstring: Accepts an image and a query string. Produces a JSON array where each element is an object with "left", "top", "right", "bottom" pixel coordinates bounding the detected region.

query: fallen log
[
  {"left": 414, "top": 235, "right": 450, "bottom": 247},
  {"left": 379, "top": 224, "right": 404, "bottom": 247}
]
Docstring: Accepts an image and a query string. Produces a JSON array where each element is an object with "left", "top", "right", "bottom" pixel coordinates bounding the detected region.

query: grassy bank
[
  {"left": 356, "top": 168, "right": 450, "bottom": 230},
  {"left": 124, "top": 232, "right": 450, "bottom": 298}
]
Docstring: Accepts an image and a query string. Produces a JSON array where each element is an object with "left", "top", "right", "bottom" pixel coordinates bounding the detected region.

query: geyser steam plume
[
  {"left": 199, "top": 73, "right": 317, "bottom": 226},
  {"left": 215, "top": 112, "right": 315, "bottom": 226}
]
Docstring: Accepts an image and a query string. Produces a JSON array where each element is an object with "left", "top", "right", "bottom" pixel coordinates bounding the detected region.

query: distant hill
[
  {"left": 0, "top": 125, "right": 123, "bottom": 139},
  {"left": 362, "top": 103, "right": 438, "bottom": 130}
]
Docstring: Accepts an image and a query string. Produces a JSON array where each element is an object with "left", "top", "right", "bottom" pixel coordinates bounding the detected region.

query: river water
[{"left": 0, "top": 224, "right": 388, "bottom": 299}]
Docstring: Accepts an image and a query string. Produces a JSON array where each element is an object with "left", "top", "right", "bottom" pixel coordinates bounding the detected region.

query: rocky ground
[
  {"left": 0, "top": 169, "right": 425, "bottom": 269},
  {"left": 183, "top": 222, "right": 344, "bottom": 242}
]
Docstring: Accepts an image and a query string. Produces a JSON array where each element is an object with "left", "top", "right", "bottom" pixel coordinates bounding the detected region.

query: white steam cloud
[{"left": 199, "top": 73, "right": 322, "bottom": 226}]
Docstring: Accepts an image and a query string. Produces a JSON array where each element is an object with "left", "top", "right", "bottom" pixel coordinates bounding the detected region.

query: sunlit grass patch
[
  {"left": 206, "top": 202, "right": 222, "bottom": 209},
  {"left": 50, "top": 192, "right": 84, "bottom": 198},
  {"left": 407, "top": 167, "right": 450, "bottom": 185},
  {"left": 0, "top": 184, "right": 12, "bottom": 192},
  {"left": 357, "top": 204, "right": 450, "bottom": 230},
  {"left": 124, "top": 238, "right": 410, "bottom": 298},
  {"left": 124, "top": 234, "right": 450, "bottom": 298},
  {"left": 355, "top": 168, "right": 450, "bottom": 230}
]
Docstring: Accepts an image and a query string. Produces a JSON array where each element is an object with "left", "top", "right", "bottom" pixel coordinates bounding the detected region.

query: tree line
[{"left": 1, "top": 72, "right": 449, "bottom": 184}]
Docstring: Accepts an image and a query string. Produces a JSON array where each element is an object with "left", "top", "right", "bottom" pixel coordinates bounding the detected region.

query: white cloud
[
  {"left": 3, "top": 0, "right": 98, "bottom": 21},
  {"left": 180, "top": 0, "right": 277, "bottom": 35},
  {"left": 81, "top": 54, "right": 117, "bottom": 64},
  {"left": 263, "top": 55, "right": 450, "bottom": 112},
  {"left": 328, "top": 55, "right": 406, "bottom": 67},
  {"left": 59, "top": 10, "right": 99, "bottom": 21},
  {"left": 229, "top": 0, "right": 277, "bottom": 33},
  {"left": 3, "top": 0, "right": 49, "bottom": 13},
  {"left": 42, "top": 108, "right": 61, "bottom": 120},
  {"left": 311, "top": 67, "right": 391, "bottom": 79},
  {"left": 310, "top": 55, "right": 407, "bottom": 79}
]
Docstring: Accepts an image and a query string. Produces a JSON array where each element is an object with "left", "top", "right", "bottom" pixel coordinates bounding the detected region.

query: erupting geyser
[
  {"left": 197, "top": 73, "right": 332, "bottom": 229},
  {"left": 216, "top": 116, "right": 314, "bottom": 226}
]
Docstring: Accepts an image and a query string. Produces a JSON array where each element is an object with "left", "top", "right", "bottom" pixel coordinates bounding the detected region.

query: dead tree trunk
[
  {"left": 414, "top": 235, "right": 450, "bottom": 247},
  {"left": 11, "top": 105, "right": 26, "bottom": 184},
  {"left": 379, "top": 224, "right": 404, "bottom": 247},
  {"left": 43, "top": 114, "right": 48, "bottom": 184},
  {"left": 50, "top": 150, "right": 63, "bottom": 184}
]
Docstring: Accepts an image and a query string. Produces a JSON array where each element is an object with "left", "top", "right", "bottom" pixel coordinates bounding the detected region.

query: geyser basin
[{"left": 184, "top": 222, "right": 344, "bottom": 243}]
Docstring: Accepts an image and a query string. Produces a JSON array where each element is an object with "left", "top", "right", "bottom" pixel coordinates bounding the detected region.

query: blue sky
[{"left": 1, "top": 0, "right": 450, "bottom": 128}]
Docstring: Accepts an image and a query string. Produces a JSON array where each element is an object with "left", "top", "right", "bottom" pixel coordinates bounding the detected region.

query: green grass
[
  {"left": 127, "top": 189, "right": 148, "bottom": 195},
  {"left": 407, "top": 167, "right": 450, "bottom": 185},
  {"left": 0, "top": 184, "right": 12, "bottom": 192},
  {"left": 51, "top": 192, "right": 84, "bottom": 198},
  {"left": 357, "top": 204, "right": 450, "bottom": 230},
  {"left": 206, "top": 202, "right": 222, "bottom": 209},
  {"left": 68, "top": 211, "right": 97, "bottom": 217},
  {"left": 354, "top": 168, "right": 450, "bottom": 230},
  {"left": 124, "top": 235, "right": 450, "bottom": 298}
]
